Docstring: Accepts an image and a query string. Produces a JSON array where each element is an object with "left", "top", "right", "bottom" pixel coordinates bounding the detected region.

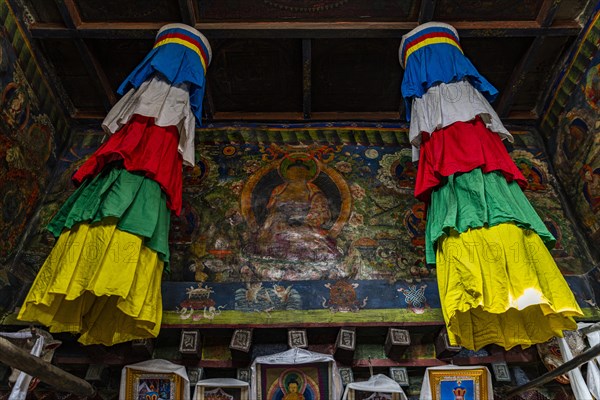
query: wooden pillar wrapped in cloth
[
  {"left": 17, "top": 23, "right": 212, "bottom": 346},
  {"left": 399, "top": 21, "right": 582, "bottom": 351}
]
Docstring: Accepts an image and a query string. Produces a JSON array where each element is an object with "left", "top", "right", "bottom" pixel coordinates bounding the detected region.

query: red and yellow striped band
[
  {"left": 153, "top": 33, "right": 208, "bottom": 73},
  {"left": 403, "top": 34, "right": 463, "bottom": 66}
]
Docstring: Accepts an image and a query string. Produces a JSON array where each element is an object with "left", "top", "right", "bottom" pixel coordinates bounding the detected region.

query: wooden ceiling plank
[
  {"left": 54, "top": 0, "right": 116, "bottom": 111},
  {"left": 302, "top": 39, "right": 312, "bottom": 120},
  {"left": 537, "top": 0, "right": 563, "bottom": 27},
  {"left": 203, "top": 80, "right": 215, "bottom": 121},
  {"left": 74, "top": 39, "right": 118, "bottom": 109},
  {"left": 418, "top": 0, "right": 437, "bottom": 24},
  {"left": 55, "top": 0, "right": 80, "bottom": 29},
  {"left": 178, "top": 0, "right": 197, "bottom": 26},
  {"left": 494, "top": 0, "right": 563, "bottom": 119},
  {"left": 495, "top": 36, "right": 547, "bottom": 118},
  {"left": 29, "top": 20, "right": 581, "bottom": 39},
  {"left": 506, "top": 110, "right": 538, "bottom": 120},
  {"left": 73, "top": 110, "right": 536, "bottom": 122},
  {"left": 208, "top": 111, "right": 401, "bottom": 121}
]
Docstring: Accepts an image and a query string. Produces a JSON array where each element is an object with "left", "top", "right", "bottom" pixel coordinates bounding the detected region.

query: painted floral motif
[
  {"left": 349, "top": 212, "right": 364, "bottom": 226},
  {"left": 335, "top": 161, "right": 352, "bottom": 173},
  {"left": 377, "top": 149, "right": 414, "bottom": 193},
  {"left": 350, "top": 183, "right": 365, "bottom": 200}
]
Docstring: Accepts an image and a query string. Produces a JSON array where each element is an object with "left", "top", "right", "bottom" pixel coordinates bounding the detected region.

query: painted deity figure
[
  {"left": 255, "top": 155, "right": 340, "bottom": 261},
  {"left": 282, "top": 380, "right": 305, "bottom": 400}
]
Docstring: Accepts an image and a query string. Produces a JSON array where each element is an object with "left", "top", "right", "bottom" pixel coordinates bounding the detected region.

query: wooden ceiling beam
[
  {"left": 418, "top": 0, "right": 437, "bottom": 24},
  {"left": 178, "top": 0, "right": 197, "bottom": 27},
  {"left": 29, "top": 20, "right": 581, "bottom": 39},
  {"left": 495, "top": 1, "right": 562, "bottom": 117},
  {"left": 73, "top": 110, "right": 538, "bottom": 123},
  {"left": 203, "top": 80, "right": 215, "bottom": 121},
  {"left": 537, "top": 0, "right": 563, "bottom": 27},
  {"left": 54, "top": 0, "right": 116, "bottom": 110},
  {"left": 302, "top": 39, "right": 312, "bottom": 120}
]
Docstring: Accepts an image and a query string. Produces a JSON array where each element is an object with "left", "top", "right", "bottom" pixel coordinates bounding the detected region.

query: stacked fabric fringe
[
  {"left": 18, "top": 23, "right": 211, "bottom": 346},
  {"left": 401, "top": 22, "right": 583, "bottom": 350}
]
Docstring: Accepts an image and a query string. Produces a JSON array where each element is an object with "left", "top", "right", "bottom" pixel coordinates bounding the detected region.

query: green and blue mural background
[
  {"left": 0, "top": 0, "right": 69, "bottom": 317},
  {"left": 540, "top": 3, "right": 600, "bottom": 254},
  {"left": 12, "top": 121, "right": 596, "bottom": 328}
]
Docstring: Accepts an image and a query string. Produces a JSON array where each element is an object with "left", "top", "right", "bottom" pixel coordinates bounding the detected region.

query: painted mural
[
  {"left": 540, "top": 4, "right": 600, "bottom": 253},
  {"left": 15, "top": 122, "right": 597, "bottom": 327},
  {"left": 0, "top": 1, "right": 69, "bottom": 316}
]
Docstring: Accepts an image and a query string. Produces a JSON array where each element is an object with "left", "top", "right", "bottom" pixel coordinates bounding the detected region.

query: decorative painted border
[
  {"left": 539, "top": 3, "right": 600, "bottom": 134},
  {"left": 1, "top": 0, "right": 69, "bottom": 145},
  {"left": 159, "top": 276, "right": 598, "bottom": 327}
]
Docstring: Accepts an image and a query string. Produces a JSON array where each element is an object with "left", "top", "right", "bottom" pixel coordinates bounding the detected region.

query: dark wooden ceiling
[{"left": 18, "top": 0, "right": 592, "bottom": 123}]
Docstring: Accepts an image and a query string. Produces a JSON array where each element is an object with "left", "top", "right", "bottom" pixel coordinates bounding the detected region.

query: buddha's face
[
  {"left": 286, "top": 165, "right": 311, "bottom": 181},
  {"left": 288, "top": 383, "right": 299, "bottom": 393}
]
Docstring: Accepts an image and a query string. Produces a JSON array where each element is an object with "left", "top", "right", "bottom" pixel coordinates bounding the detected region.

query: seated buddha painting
[{"left": 241, "top": 152, "right": 351, "bottom": 264}]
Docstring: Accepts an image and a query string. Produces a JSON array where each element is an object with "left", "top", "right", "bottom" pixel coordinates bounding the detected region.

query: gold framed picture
[
  {"left": 125, "top": 368, "right": 185, "bottom": 400},
  {"left": 428, "top": 367, "right": 489, "bottom": 400}
]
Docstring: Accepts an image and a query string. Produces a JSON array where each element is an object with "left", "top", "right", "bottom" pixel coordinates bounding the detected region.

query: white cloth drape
[
  {"left": 557, "top": 334, "right": 593, "bottom": 399},
  {"left": 193, "top": 378, "right": 249, "bottom": 400},
  {"left": 409, "top": 80, "right": 513, "bottom": 161},
  {"left": 342, "top": 374, "right": 408, "bottom": 400},
  {"left": 8, "top": 334, "right": 44, "bottom": 400},
  {"left": 103, "top": 74, "right": 196, "bottom": 166},
  {"left": 119, "top": 359, "right": 190, "bottom": 400}
]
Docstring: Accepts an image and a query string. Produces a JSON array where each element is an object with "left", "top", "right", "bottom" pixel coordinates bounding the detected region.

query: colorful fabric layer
[
  {"left": 117, "top": 23, "right": 211, "bottom": 126},
  {"left": 400, "top": 22, "right": 461, "bottom": 68},
  {"left": 425, "top": 169, "right": 555, "bottom": 264},
  {"left": 52, "top": 167, "right": 171, "bottom": 263},
  {"left": 436, "top": 223, "right": 582, "bottom": 350},
  {"left": 73, "top": 115, "right": 183, "bottom": 214},
  {"left": 18, "top": 219, "right": 164, "bottom": 346},
  {"left": 103, "top": 74, "right": 196, "bottom": 166},
  {"left": 415, "top": 118, "right": 526, "bottom": 202},
  {"left": 400, "top": 22, "right": 498, "bottom": 120},
  {"left": 410, "top": 80, "right": 512, "bottom": 161}
]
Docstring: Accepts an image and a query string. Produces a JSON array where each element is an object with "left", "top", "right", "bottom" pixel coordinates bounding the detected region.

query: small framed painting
[
  {"left": 428, "top": 367, "right": 489, "bottom": 400},
  {"left": 196, "top": 386, "right": 249, "bottom": 400},
  {"left": 256, "top": 362, "right": 332, "bottom": 400},
  {"left": 125, "top": 369, "right": 185, "bottom": 400}
]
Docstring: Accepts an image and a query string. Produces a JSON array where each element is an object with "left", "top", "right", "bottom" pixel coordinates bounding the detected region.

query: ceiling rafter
[
  {"left": 28, "top": 20, "right": 581, "bottom": 39},
  {"left": 418, "top": 0, "right": 437, "bottom": 24},
  {"left": 302, "top": 39, "right": 312, "bottom": 120},
  {"left": 178, "top": 0, "right": 197, "bottom": 26},
  {"left": 203, "top": 81, "right": 215, "bottom": 121},
  {"left": 495, "top": 0, "right": 563, "bottom": 117},
  {"left": 54, "top": 0, "right": 116, "bottom": 111}
]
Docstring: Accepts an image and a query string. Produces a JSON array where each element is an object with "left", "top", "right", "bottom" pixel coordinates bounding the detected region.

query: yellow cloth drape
[
  {"left": 436, "top": 222, "right": 583, "bottom": 351},
  {"left": 18, "top": 218, "right": 163, "bottom": 346}
]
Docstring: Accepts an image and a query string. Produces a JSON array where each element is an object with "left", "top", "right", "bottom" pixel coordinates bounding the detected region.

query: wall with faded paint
[
  {"left": 540, "top": 4, "right": 600, "bottom": 257},
  {"left": 13, "top": 122, "right": 595, "bottom": 329},
  {"left": 0, "top": 1, "right": 69, "bottom": 317}
]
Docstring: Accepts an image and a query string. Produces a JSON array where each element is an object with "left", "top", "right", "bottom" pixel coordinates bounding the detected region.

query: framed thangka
[
  {"left": 194, "top": 378, "right": 249, "bottom": 400},
  {"left": 196, "top": 386, "right": 248, "bottom": 400},
  {"left": 427, "top": 367, "right": 489, "bottom": 400},
  {"left": 256, "top": 362, "right": 332, "bottom": 400},
  {"left": 125, "top": 369, "right": 185, "bottom": 400}
]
